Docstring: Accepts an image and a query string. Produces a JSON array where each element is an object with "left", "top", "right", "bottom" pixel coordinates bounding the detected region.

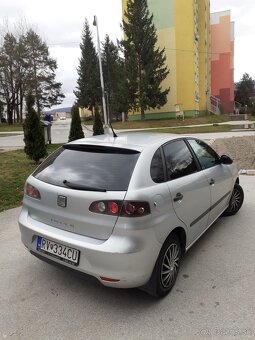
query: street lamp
[{"left": 93, "top": 15, "right": 108, "bottom": 129}]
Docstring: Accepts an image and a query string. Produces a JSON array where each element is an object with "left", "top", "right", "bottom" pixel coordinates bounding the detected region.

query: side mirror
[{"left": 220, "top": 155, "right": 233, "bottom": 165}]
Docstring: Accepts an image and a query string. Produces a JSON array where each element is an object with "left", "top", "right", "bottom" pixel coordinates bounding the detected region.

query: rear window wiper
[{"left": 63, "top": 180, "right": 107, "bottom": 192}]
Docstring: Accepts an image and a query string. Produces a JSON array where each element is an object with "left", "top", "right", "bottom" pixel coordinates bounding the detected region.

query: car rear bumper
[{"left": 18, "top": 207, "right": 161, "bottom": 288}]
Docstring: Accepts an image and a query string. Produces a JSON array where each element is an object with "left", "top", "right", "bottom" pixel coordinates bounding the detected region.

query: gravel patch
[{"left": 212, "top": 136, "right": 255, "bottom": 170}]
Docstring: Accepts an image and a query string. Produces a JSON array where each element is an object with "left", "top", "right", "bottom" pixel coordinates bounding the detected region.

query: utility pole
[{"left": 93, "top": 15, "right": 108, "bottom": 129}]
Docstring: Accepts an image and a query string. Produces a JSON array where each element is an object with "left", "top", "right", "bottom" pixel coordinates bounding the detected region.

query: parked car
[
  {"left": 59, "top": 116, "right": 66, "bottom": 120},
  {"left": 18, "top": 132, "right": 244, "bottom": 297}
]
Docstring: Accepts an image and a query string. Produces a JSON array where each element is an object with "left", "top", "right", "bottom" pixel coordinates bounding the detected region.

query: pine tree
[
  {"left": 0, "top": 33, "right": 20, "bottom": 124},
  {"left": 93, "top": 105, "right": 104, "bottom": 135},
  {"left": 102, "top": 35, "right": 128, "bottom": 119},
  {"left": 123, "top": 0, "right": 170, "bottom": 120},
  {"left": 235, "top": 73, "right": 255, "bottom": 106},
  {"left": 74, "top": 19, "right": 101, "bottom": 111},
  {"left": 68, "top": 104, "right": 85, "bottom": 142},
  {"left": 24, "top": 29, "right": 65, "bottom": 114},
  {"left": 23, "top": 93, "right": 47, "bottom": 163}
]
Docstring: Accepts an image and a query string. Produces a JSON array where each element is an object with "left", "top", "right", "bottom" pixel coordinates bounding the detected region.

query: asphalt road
[
  {"left": 1, "top": 119, "right": 255, "bottom": 152},
  {"left": 0, "top": 119, "right": 93, "bottom": 151},
  {"left": 0, "top": 176, "right": 254, "bottom": 339}
]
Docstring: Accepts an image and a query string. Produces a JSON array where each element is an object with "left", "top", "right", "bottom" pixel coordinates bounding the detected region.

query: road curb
[{"left": 239, "top": 169, "right": 255, "bottom": 176}]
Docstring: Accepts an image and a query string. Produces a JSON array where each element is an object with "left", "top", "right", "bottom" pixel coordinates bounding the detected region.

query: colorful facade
[
  {"left": 211, "top": 11, "right": 234, "bottom": 114},
  {"left": 122, "top": 0, "right": 211, "bottom": 119}
]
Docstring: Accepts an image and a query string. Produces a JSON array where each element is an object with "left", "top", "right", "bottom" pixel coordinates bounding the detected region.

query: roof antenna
[
  {"left": 109, "top": 120, "right": 118, "bottom": 138},
  {"left": 104, "top": 90, "right": 118, "bottom": 138}
]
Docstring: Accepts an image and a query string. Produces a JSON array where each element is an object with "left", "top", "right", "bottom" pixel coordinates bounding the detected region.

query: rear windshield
[{"left": 33, "top": 145, "right": 140, "bottom": 191}]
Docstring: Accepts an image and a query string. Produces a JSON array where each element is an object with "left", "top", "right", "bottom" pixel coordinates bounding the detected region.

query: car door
[
  {"left": 163, "top": 139, "right": 211, "bottom": 246},
  {"left": 187, "top": 139, "right": 233, "bottom": 226}
]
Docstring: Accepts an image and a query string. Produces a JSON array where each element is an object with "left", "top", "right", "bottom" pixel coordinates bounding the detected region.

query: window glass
[
  {"left": 163, "top": 140, "right": 197, "bottom": 180},
  {"left": 150, "top": 148, "right": 165, "bottom": 183},
  {"left": 188, "top": 139, "right": 220, "bottom": 170},
  {"left": 33, "top": 145, "right": 140, "bottom": 191}
]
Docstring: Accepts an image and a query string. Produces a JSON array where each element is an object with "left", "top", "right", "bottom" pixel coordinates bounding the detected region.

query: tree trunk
[
  {"left": 7, "top": 104, "right": 13, "bottom": 125},
  {"left": 20, "top": 98, "right": 23, "bottom": 122},
  {"left": 141, "top": 107, "right": 145, "bottom": 121},
  {"left": 16, "top": 97, "right": 20, "bottom": 123}
]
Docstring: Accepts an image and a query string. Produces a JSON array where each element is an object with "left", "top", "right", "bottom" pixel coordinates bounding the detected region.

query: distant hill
[{"left": 47, "top": 107, "right": 72, "bottom": 114}]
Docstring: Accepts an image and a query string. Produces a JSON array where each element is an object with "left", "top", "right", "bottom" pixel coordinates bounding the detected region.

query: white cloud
[
  {"left": 1, "top": 0, "right": 254, "bottom": 108},
  {"left": 0, "top": 0, "right": 123, "bottom": 108}
]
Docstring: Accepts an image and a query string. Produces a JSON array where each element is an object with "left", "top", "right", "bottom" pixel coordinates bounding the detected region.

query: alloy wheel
[
  {"left": 229, "top": 187, "right": 242, "bottom": 212},
  {"left": 160, "top": 243, "right": 180, "bottom": 288}
]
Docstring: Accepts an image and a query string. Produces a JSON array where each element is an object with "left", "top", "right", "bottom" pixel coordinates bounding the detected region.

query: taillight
[
  {"left": 121, "top": 201, "right": 150, "bottom": 217},
  {"left": 89, "top": 201, "right": 120, "bottom": 215},
  {"left": 25, "top": 183, "right": 41, "bottom": 200},
  {"left": 89, "top": 200, "right": 150, "bottom": 217}
]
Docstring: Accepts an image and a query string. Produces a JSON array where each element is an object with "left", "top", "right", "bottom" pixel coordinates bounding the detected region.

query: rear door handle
[
  {"left": 209, "top": 178, "right": 215, "bottom": 185},
  {"left": 173, "top": 192, "right": 183, "bottom": 202}
]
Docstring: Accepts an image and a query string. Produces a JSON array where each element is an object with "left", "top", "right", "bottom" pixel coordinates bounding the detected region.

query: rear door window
[{"left": 33, "top": 145, "right": 140, "bottom": 191}]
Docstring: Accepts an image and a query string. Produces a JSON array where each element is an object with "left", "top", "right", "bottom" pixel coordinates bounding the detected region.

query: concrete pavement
[
  {"left": 0, "top": 176, "right": 254, "bottom": 339},
  {"left": 0, "top": 119, "right": 72, "bottom": 151}
]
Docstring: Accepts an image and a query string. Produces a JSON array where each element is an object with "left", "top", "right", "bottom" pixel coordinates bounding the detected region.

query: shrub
[
  {"left": 68, "top": 104, "right": 85, "bottom": 142},
  {"left": 239, "top": 107, "right": 246, "bottom": 114},
  {"left": 93, "top": 105, "right": 104, "bottom": 136},
  {"left": 23, "top": 93, "right": 47, "bottom": 163}
]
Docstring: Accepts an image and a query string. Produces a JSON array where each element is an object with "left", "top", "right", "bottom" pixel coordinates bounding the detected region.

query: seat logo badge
[{"left": 57, "top": 195, "right": 67, "bottom": 208}]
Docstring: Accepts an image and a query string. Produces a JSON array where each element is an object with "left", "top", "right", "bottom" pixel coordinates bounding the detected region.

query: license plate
[{"left": 37, "top": 236, "right": 80, "bottom": 266}]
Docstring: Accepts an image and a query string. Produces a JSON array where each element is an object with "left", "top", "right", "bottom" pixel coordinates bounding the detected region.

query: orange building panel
[{"left": 211, "top": 11, "right": 234, "bottom": 113}]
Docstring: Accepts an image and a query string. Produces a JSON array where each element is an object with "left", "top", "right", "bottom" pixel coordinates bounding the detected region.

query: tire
[
  {"left": 222, "top": 183, "right": 244, "bottom": 216},
  {"left": 147, "top": 234, "right": 182, "bottom": 298}
]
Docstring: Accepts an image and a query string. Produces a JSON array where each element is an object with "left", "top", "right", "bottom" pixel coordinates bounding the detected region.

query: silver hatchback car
[{"left": 19, "top": 132, "right": 244, "bottom": 297}]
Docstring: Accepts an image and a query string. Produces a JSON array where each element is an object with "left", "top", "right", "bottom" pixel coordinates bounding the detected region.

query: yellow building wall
[
  {"left": 122, "top": 0, "right": 211, "bottom": 117},
  {"left": 174, "top": 0, "right": 196, "bottom": 112},
  {"left": 198, "top": 0, "right": 211, "bottom": 112}
]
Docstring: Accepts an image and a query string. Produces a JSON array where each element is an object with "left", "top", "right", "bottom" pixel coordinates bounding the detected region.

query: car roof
[{"left": 68, "top": 132, "right": 183, "bottom": 151}]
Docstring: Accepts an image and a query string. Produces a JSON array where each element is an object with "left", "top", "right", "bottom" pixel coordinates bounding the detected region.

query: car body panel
[
  {"left": 19, "top": 206, "right": 162, "bottom": 288},
  {"left": 202, "top": 164, "right": 234, "bottom": 225},
  {"left": 18, "top": 132, "right": 241, "bottom": 289},
  {"left": 24, "top": 175, "right": 126, "bottom": 240},
  {"left": 166, "top": 171, "right": 211, "bottom": 245}
]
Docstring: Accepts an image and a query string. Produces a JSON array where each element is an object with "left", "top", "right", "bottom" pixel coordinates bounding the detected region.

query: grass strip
[{"left": 0, "top": 144, "right": 61, "bottom": 212}]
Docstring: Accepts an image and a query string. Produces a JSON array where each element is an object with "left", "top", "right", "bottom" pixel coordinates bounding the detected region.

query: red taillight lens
[
  {"left": 121, "top": 201, "right": 150, "bottom": 217},
  {"left": 25, "top": 183, "right": 41, "bottom": 200},
  {"left": 109, "top": 201, "right": 119, "bottom": 215},
  {"left": 89, "top": 200, "right": 150, "bottom": 217}
]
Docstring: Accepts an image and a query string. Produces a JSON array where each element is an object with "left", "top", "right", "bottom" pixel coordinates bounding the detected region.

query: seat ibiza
[{"left": 18, "top": 132, "right": 244, "bottom": 297}]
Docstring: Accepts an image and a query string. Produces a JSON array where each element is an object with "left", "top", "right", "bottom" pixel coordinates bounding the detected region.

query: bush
[
  {"left": 251, "top": 107, "right": 255, "bottom": 116},
  {"left": 68, "top": 104, "right": 85, "bottom": 142},
  {"left": 93, "top": 105, "right": 104, "bottom": 136},
  {"left": 23, "top": 93, "right": 47, "bottom": 163},
  {"left": 239, "top": 107, "right": 246, "bottom": 114}
]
